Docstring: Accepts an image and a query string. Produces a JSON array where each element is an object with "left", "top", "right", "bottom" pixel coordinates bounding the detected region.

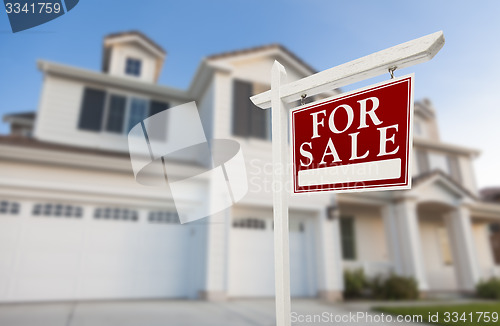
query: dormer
[
  {"left": 101, "top": 31, "right": 166, "bottom": 83},
  {"left": 414, "top": 98, "right": 440, "bottom": 141}
]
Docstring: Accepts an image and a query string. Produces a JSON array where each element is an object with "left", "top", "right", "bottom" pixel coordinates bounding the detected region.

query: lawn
[{"left": 374, "top": 303, "right": 500, "bottom": 326}]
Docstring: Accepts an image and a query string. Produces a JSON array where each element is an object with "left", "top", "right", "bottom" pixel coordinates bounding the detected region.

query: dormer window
[{"left": 125, "top": 58, "right": 142, "bottom": 77}]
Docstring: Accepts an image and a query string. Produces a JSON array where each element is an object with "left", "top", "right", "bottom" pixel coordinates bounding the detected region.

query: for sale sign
[{"left": 290, "top": 75, "right": 414, "bottom": 194}]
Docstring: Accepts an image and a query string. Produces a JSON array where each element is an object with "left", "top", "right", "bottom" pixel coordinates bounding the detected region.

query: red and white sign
[{"left": 290, "top": 75, "right": 414, "bottom": 194}]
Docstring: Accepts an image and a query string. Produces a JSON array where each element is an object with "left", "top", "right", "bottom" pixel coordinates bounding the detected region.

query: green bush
[
  {"left": 370, "top": 274, "right": 418, "bottom": 300},
  {"left": 476, "top": 278, "right": 500, "bottom": 299},
  {"left": 343, "top": 268, "right": 366, "bottom": 298}
]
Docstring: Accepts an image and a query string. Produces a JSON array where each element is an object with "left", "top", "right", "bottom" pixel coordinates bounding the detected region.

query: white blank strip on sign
[{"left": 298, "top": 158, "right": 402, "bottom": 187}]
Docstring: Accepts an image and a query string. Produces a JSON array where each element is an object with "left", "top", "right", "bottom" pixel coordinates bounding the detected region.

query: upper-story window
[
  {"left": 232, "top": 80, "right": 270, "bottom": 140},
  {"left": 125, "top": 58, "right": 142, "bottom": 77},
  {"left": 78, "top": 87, "right": 169, "bottom": 135},
  {"left": 127, "top": 98, "right": 149, "bottom": 131},
  {"left": 105, "top": 94, "right": 127, "bottom": 133}
]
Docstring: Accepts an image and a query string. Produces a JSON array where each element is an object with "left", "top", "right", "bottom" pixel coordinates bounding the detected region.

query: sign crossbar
[
  {"left": 250, "top": 31, "right": 444, "bottom": 326},
  {"left": 251, "top": 31, "right": 444, "bottom": 109}
]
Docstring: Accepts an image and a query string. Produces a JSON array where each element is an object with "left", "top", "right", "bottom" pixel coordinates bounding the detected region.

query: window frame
[
  {"left": 78, "top": 85, "right": 170, "bottom": 136},
  {"left": 103, "top": 93, "right": 128, "bottom": 134},
  {"left": 125, "top": 57, "right": 142, "bottom": 77},
  {"left": 126, "top": 96, "right": 150, "bottom": 133},
  {"left": 340, "top": 215, "right": 357, "bottom": 260}
]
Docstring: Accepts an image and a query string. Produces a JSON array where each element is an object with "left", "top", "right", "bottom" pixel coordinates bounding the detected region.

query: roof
[
  {"left": 0, "top": 135, "right": 129, "bottom": 158},
  {"left": 3, "top": 112, "right": 35, "bottom": 120},
  {"left": 0, "top": 135, "right": 203, "bottom": 171},
  {"left": 413, "top": 137, "right": 480, "bottom": 157},
  {"left": 104, "top": 31, "right": 166, "bottom": 55},
  {"left": 207, "top": 43, "right": 317, "bottom": 74},
  {"left": 38, "top": 60, "right": 190, "bottom": 101},
  {"left": 412, "top": 169, "right": 478, "bottom": 200},
  {"left": 3, "top": 111, "right": 36, "bottom": 126},
  {"left": 480, "top": 187, "right": 500, "bottom": 202}
]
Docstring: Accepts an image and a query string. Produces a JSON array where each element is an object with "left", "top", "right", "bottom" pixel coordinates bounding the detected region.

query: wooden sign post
[{"left": 250, "top": 31, "right": 445, "bottom": 326}]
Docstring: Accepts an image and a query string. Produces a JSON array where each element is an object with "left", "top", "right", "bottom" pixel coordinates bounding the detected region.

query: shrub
[
  {"left": 477, "top": 278, "right": 500, "bottom": 299},
  {"left": 343, "top": 268, "right": 366, "bottom": 298},
  {"left": 370, "top": 274, "right": 418, "bottom": 300}
]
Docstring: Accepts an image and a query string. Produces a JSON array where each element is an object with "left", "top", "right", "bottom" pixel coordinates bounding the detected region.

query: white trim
[
  {"left": 37, "top": 60, "right": 190, "bottom": 101},
  {"left": 104, "top": 35, "right": 166, "bottom": 59},
  {"left": 414, "top": 137, "right": 480, "bottom": 157},
  {"left": 252, "top": 31, "right": 444, "bottom": 108}
]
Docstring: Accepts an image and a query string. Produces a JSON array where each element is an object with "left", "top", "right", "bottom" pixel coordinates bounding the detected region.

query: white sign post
[{"left": 250, "top": 31, "right": 445, "bottom": 326}]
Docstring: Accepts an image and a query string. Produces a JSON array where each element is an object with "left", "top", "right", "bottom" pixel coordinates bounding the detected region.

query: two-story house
[{"left": 1, "top": 31, "right": 500, "bottom": 303}]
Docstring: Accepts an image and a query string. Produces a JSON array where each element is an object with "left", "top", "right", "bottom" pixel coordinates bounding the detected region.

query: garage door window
[
  {"left": 32, "top": 203, "right": 82, "bottom": 218},
  {"left": 233, "top": 218, "right": 266, "bottom": 230},
  {"left": 94, "top": 207, "right": 138, "bottom": 222},
  {"left": 148, "top": 210, "right": 179, "bottom": 224},
  {"left": 0, "top": 200, "right": 19, "bottom": 215}
]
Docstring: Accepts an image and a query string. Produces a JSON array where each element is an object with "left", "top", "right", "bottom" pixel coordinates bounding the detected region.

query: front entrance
[{"left": 227, "top": 206, "right": 317, "bottom": 297}]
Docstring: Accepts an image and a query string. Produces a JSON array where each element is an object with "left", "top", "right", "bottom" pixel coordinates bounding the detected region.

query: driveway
[{"left": 0, "top": 299, "right": 429, "bottom": 326}]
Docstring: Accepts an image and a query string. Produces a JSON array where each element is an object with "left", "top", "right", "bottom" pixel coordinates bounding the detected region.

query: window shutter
[
  {"left": 232, "top": 80, "right": 252, "bottom": 137},
  {"left": 416, "top": 149, "right": 430, "bottom": 174},
  {"left": 149, "top": 100, "right": 169, "bottom": 116},
  {"left": 105, "top": 95, "right": 126, "bottom": 133},
  {"left": 250, "top": 83, "right": 270, "bottom": 139},
  {"left": 78, "top": 88, "right": 106, "bottom": 131}
]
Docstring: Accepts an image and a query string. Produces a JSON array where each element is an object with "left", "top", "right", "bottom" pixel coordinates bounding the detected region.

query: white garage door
[
  {"left": 0, "top": 200, "right": 191, "bottom": 302},
  {"left": 228, "top": 209, "right": 316, "bottom": 297}
]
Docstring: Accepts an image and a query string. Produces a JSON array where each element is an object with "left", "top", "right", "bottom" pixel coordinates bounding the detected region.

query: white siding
[
  {"left": 197, "top": 79, "right": 215, "bottom": 141},
  {"left": 459, "top": 155, "right": 478, "bottom": 195},
  {"left": 428, "top": 151, "right": 449, "bottom": 174},
  {"left": 108, "top": 43, "right": 157, "bottom": 83},
  {"left": 34, "top": 75, "right": 184, "bottom": 152},
  {"left": 340, "top": 206, "right": 388, "bottom": 263}
]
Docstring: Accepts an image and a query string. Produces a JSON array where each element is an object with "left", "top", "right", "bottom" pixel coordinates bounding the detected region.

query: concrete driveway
[{"left": 0, "top": 299, "right": 427, "bottom": 326}]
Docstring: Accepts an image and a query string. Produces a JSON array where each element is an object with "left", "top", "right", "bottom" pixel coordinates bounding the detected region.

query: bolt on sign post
[{"left": 250, "top": 31, "right": 444, "bottom": 326}]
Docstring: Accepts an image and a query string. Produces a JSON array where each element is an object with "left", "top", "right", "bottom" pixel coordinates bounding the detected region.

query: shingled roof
[{"left": 207, "top": 43, "right": 317, "bottom": 74}]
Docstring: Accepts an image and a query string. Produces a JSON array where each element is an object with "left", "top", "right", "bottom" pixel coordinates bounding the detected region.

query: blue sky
[{"left": 1, "top": 0, "right": 499, "bottom": 188}]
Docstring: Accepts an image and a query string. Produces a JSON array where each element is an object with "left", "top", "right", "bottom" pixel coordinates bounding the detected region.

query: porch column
[
  {"left": 316, "top": 208, "right": 344, "bottom": 301},
  {"left": 445, "top": 206, "right": 480, "bottom": 292},
  {"left": 393, "top": 199, "right": 429, "bottom": 290},
  {"left": 382, "top": 204, "right": 403, "bottom": 275}
]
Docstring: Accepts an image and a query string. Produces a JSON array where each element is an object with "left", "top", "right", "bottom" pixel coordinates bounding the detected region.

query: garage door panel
[
  {"left": 0, "top": 222, "right": 19, "bottom": 246},
  {"left": 0, "top": 203, "right": 192, "bottom": 302},
  {"left": 12, "top": 276, "right": 76, "bottom": 301},
  {"left": 17, "top": 252, "right": 80, "bottom": 276},
  {"left": 22, "top": 223, "right": 83, "bottom": 250}
]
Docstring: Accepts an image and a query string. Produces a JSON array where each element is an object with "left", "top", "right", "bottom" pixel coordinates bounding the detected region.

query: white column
[
  {"left": 382, "top": 204, "right": 403, "bottom": 275},
  {"left": 202, "top": 209, "right": 230, "bottom": 301},
  {"left": 316, "top": 208, "right": 344, "bottom": 301},
  {"left": 445, "top": 206, "right": 480, "bottom": 292},
  {"left": 393, "top": 199, "right": 428, "bottom": 290}
]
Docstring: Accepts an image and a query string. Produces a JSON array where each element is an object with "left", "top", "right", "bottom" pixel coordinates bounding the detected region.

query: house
[{"left": 1, "top": 31, "right": 500, "bottom": 303}]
